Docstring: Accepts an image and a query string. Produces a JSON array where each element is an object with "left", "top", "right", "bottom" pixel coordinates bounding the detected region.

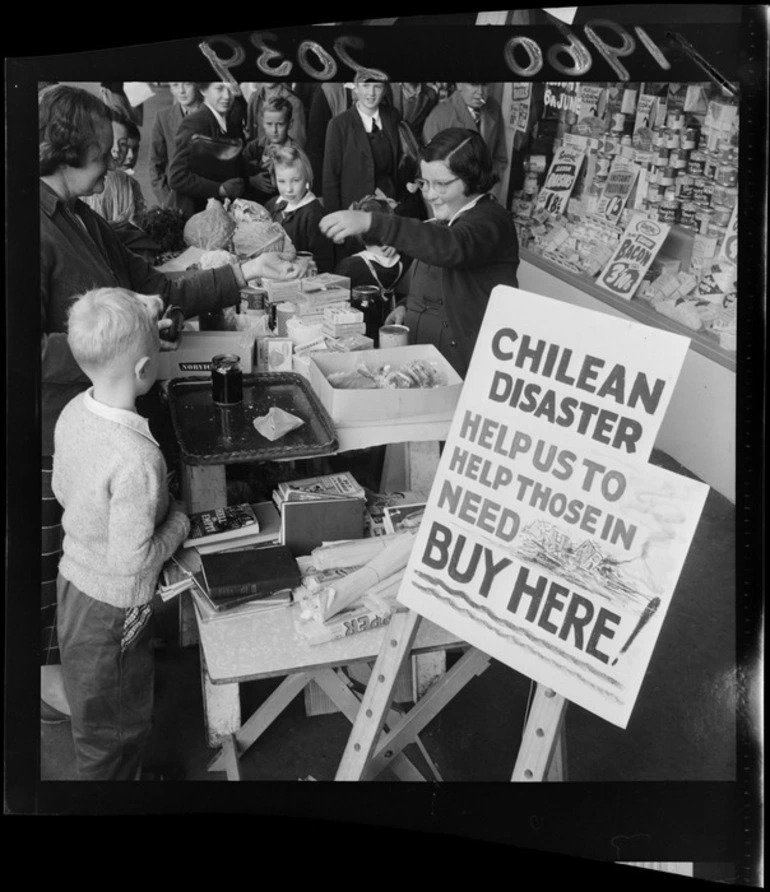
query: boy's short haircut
[
  {"left": 262, "top": 95, "right": 293, "bottom": 122},
  {"left": 271, "top": 145, "right": 313, "bottom": 188},
  {"left": 67, "top": 287, "right": 160, "bottom": 371}
]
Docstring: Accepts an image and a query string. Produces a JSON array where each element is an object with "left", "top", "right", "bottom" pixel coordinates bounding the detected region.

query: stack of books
[
  {"left": 183, "top": 502, "right": 281, "bottom": 555},
  {"left": 162, "top": 544, "right": 302, "bottom": 623},
  {"left": 273, "top": 471, "right": 367, "bottom": 558}
]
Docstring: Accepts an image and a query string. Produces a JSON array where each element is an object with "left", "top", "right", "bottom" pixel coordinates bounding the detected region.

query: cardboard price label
[
  {"left": 597, "top": 215, "right": 672, "bottom": 300},
  {"left": 534, "top": 146, "right": 586, "bottom": 218},
  {"left": 597, "top": 158, "right": 640, "bottom": 225}
]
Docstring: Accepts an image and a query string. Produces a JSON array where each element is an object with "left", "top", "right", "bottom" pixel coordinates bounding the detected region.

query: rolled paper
[
  {"left": 310, "top": 532, "right": 414, "bottom": 571},
  {"left": 253, "top": 406, "right": 304, "bottom": 441},
  {"left": 321, "top": 534, "right": 415, "bottom": 622}
]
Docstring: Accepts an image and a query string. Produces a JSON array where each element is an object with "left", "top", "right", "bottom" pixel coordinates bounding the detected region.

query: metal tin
[
  {"left": 647, "top": 183, "right": 663, "bottom": 203},
  {"left": 710, "top": 183, "right": 727, "bottom": 207},
  {"left": 665, "top": 129, "right": 681, "bottom": 150},
  {"left": 658, "top": 198, "right": 679, "bottom": 224},
  {"left": 681, "top": 127, "right": 698, "bottom": 151},
  {"left": 655, "top": 147, "right": 670, "bottom": 168},
  {"left": 659, "top": 167, "right": 675, "bottom": 188},
  {"left": 676, "top": 174, "right": 694, "bottom": 201},
  {"left": 721, "top": 186, "right": 738, "bottom": 209},
  {"left": 670, "top": 149, "right": 688, "bottom": 170},
  {"left": 703, "top": 153, "right": 719, "bottom": 181},
  {"left": 715, "top": 164, "right": 738, "bottom": 187},
  {"left": 643, "top": 200, "right": 661, "bottom": 221},
  {"left": 679, "top": 201, "right": 698, "bottom": 229},
  {"left": 692, "top": 177, "right": 712, "bottom": 207},
  {"left": 711, "top": 204, "right": 733, "bottom": 227},
  {"left": 667, "top": 111, "right": 685, "bottom": 131},
  {"left": 687, "top": 151, "right": 705, "bottom": 177},
  {"left": 652, "top": 129, "right": 667, "bottom": 149},
  {"left": 523, "top": 172, "right": 540, "bottom": 194},
  {"left": 694, "top": 205, "right": 713, "bottom": 234},
  {"left": 663, "top": 185, "right": 677, "bottom": 202}
]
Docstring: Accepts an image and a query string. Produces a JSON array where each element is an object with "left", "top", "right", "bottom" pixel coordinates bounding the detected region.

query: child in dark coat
[{"left": 264, "top": 146, "right": 334, "bottom": 274}]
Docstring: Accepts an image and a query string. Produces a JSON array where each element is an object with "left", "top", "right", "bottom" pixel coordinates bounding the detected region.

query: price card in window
[
  {"left": 597, "top": 158, "right": 640, "bottom": 225},
  {"left": 597, "top": 215, "right": 672, "bottom": 300},
  {"left": 534, "top": 146, "right": 586, "bottom": 218}
]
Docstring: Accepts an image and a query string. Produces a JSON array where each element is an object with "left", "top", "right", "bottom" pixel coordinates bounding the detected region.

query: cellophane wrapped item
[
  {"left": 183, "top": 198, "right": 236, "bottom": 250},
  {"left": 327, "top": 359, "right": 447, "bottom": 390}
]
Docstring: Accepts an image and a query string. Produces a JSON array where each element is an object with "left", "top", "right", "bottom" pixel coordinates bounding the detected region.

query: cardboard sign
[
  {"left": 597, "top": 214, "right": 672, "bottom": 300},
  {"left": 534, "top": 146, "right": 586, "bottom": 217},
  {"left": 397, "top": 287, "right": 708, "bottom": 728},
  {"left": 596, "top": 158, "right": 640, "bottom": 225}
]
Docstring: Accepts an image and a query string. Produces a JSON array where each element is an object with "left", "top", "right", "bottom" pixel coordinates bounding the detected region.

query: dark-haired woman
[
  {"left": 320, "top": 127, "right": 519, "bottom": 377},
  {"left": 38, "top": 85, "right": 299, "bottom": 728}
]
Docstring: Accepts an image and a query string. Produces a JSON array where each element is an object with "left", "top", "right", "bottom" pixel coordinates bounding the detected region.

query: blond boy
[{"left": 52, "top": 287, "right": 190, "bottom": 781}]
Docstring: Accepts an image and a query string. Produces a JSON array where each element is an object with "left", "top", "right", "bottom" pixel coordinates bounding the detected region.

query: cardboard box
[
  {"left": 257, "top": 336, "right": 294, "bottom": 372},
  {"left": 157, "top": 330, "right": 255, "bottom": 379},
  {"left": 309, "top": 344, "right": 463, "bottom": 426}
]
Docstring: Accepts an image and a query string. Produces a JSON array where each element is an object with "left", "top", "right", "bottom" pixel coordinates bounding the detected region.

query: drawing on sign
[{"left": 597, "top": 158, "right": 640, "bottom": 224}]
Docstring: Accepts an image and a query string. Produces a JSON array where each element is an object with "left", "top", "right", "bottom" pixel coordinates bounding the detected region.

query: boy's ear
[{"left": 134, "top": 355, "right": 151, "bottom": 381}]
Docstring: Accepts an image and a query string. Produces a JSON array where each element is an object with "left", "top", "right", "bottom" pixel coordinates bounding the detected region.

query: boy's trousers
[{"left": 57, "top": 576, "right": 155, "bottom": 781}]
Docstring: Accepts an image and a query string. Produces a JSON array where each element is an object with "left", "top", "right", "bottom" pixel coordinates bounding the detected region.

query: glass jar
[{"left": 211, "top": 354, "right": 243, "bottom": 405}]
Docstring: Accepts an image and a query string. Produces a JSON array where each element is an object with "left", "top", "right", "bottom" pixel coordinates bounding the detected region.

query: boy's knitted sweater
[{"left": 52, "top": 390, "right": 190, "bottom": 608}]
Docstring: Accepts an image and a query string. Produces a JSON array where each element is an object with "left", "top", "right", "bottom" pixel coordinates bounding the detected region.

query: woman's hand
[
  {"left": 384, "top": 305, "right": 406, "bottom": 326},
  {"left": 319, "top": 210, "right": 372, "bottom": 244},
  {"left": 241, "top": 252, "right": 302, "bottom": 281}
]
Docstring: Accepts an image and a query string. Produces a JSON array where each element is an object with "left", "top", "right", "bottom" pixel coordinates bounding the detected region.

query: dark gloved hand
[{"left": 219, "top": 178, "right": 245, "bottom": 199}]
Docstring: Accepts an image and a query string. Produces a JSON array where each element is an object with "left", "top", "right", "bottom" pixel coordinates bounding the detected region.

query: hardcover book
[
  {"left": 185, "top": 503, "right": 259, "bottom": 547},
  {"left": 199, "top": 544, "right": 302, "bottom": 610},
  {"left": 191, "top": 586, "right": 291, "bottom": 623},
  {"left": 281, "top": 497, "right": 365, "bottom": 557}
]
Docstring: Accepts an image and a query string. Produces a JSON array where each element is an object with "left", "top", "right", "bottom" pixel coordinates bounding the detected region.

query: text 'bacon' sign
[{"left": 397, "top": 286, "right": 709, "bottom": 728}]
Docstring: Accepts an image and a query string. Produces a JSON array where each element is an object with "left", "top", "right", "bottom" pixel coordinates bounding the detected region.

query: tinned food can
[
  {"left": 715, "top": 164, "right": 738, "bottom": 188},
  {"left": 703, "top": 152, "right": 720, "bottom": 181},
  {"left": 665, "top": 129, "right": 681, "bottom": 150},
  {"left": 695, "top": 205, "right": 713, "bottom": 234},
  {"left": 652, "top": 128, "right": 667, "bottom": 149},
  {"left": 670, "top": 149, "right": 688, "bottom": 170},
  {"left": 711, "top": 204, "right": 733, "bottom": 227},
  {"left": 687, "top": 151, "right": 705, "bottom": 177},
  {"left": 676, "top": 173, "right": 694, "bottom": 200},
  {"left": 721, "top": 186, "right": 738, "bottom": 209},
  {"left": 682, "top": 127, "right": 699, "bottom": 151},
  {"left": 679, "top": 201, "right": 698, "bottom": 229},
  {"left": 658, "top": 198, "right": 679, "bottom": 224}
]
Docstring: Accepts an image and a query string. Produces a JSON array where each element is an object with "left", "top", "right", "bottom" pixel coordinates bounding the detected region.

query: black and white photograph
[{"left": 4, "top": 6, "right": 764, "bottom": 887}]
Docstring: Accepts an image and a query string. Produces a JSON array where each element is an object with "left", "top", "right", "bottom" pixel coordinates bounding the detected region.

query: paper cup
[{"left": 379, "top": 324, "right": 410, "bottom": 348}]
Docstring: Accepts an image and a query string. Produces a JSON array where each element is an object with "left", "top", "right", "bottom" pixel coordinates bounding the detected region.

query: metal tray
[{"left": 167, "top": 372, "right": 338, "bottom": 465}]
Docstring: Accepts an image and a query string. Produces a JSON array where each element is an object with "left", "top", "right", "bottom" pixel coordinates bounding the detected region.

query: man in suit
[
  {"left": 423, "top": 83, "right": 509, "bottom": 199},
  {"left": 149, "top": 83, "right": 202, "bottom": 208},
  {"left": 169, "top": 82, "right": 246, "bottom": 220},
  {"left": 390, "top": 83, "right": 439, "bottom": 146}
]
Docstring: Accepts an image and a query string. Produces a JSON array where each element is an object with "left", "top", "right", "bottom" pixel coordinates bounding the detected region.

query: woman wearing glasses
[{"left": 320, "top": 127, "right": 519, "bottom": 377}]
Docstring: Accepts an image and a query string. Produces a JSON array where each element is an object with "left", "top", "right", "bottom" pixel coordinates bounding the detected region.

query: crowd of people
[{"left": 38, "top": 78, "right": 520, "bottom": 781}]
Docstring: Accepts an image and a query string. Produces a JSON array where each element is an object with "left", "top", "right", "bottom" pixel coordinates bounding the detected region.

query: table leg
[
  {"left": 208, "top": 671, "right": 312, "bottom": 773},
  {"left": 181, "top": 463, "right": 227, "bottom": 513},
  {"left": 178, "top": 591, "right": 199, "bottom": 648},
  {"left": 201, "top": 661, "right": 241, "bottom": 750}
]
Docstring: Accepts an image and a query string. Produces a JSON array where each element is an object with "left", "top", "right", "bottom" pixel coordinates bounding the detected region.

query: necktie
[
  {"left": 469, "top": 107, "right": 480, "bottom": 126},
  {"left": 370, "top": 117, "right": 380, "bottom": 133}
]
